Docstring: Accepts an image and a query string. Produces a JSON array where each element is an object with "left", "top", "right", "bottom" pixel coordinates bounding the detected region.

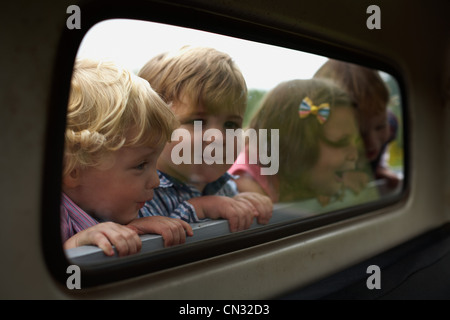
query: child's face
[
  {"left": 358, "top": 110, "right": 389, "bottom": 162},
  {"left": 158, "top": 95, "right": 244, "bottom": 190},
  {"left": 307, "top": 106, "right": 359, "bottom": 196},
  {"left": 69, "top": 145, "right": 162, "bottom": 224}
]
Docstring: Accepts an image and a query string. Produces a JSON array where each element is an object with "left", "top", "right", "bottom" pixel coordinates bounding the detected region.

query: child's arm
[
  {"left": 234, "top": 174, "right": 268, "bottom": 196},
  {"left": 63, "top": 222, "right": 142, "bottom": 257},
  {"left": 127, "top": 216, "right": 194, "bottom": 247},
  {"left": 233, "top": 171, "right": 278, "bottom": 203},
  {"left": 375, "top": 166, "right": 400, "bottom": 189},
  {"left": 188, "top": 195, "right": 262, "bottom": 232}
]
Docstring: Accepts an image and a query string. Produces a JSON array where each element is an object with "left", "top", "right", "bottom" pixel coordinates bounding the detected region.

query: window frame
[{"left": 42, "top": 0, "right": 409, "bottom": 288}]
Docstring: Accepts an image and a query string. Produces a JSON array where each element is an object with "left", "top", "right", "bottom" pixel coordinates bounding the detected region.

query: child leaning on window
[
  {"left": 314, "top": 59, "right": 400, "bottom": 191},
  {"left": 137, "top": 46, "right": 272, "bottom": 232},
  {"left": 61, "top": 59, "right": 193, "bottom": 257},
  {"left": 229, "top": 78, "right": 360, "bottom": 205}
]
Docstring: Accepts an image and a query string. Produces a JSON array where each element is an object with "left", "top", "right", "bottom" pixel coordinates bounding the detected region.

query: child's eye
[
  {"left": 134, "top": 162, "right": 148, "bottom": 170},
  {"left": 322, "top": 136, "right": 351, "bottom": 148},
  {"left": 335, "top": 139, "right": 350, "bottom": 148},
  {"left": 224, "top": 121, "right": 241, "bottom": 130}
]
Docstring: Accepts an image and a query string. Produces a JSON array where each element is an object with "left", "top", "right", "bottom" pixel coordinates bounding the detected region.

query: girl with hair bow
[{"left": 229, "top": 78, "right": 361, "bottom": 204}]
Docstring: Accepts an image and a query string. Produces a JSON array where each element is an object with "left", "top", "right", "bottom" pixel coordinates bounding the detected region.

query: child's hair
[
  {"left": 313, "top": 59, "right": 389, "bottom": 115},
  {"left": 248, "top": 78, "right": 354, "bottom": 199},
  {"left": 64, "top": 59, "right": 178, "bottom": 176},
  {"left": 138, "top": 46, "right": 248, "bottom": 116}
]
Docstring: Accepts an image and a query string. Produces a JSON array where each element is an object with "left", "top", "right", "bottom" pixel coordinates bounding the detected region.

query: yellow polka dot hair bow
[{"left": 299, "top": 96, "right": 330, "bottom": 124}]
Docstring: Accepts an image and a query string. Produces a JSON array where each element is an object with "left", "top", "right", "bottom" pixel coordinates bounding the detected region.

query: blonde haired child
[
  {"left": 229, "top": 78, "right": 360, "bottom": 204},
  {"left": 314, "top": 59, "right": 400, "bottom": 189},
  {"left": 138, "top": 46, "right": 272, "bottom": 232},
  {"left": 62, "top": 59, "right": 193, "bottom": 256}
]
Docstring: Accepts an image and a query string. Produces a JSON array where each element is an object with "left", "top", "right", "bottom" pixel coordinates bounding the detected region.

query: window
[{"left": 48, "top": 16, "right": 406, "bottom": 287}]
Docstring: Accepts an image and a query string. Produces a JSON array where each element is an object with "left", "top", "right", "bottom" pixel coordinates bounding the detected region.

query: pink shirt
[{"left": 228, "top": 147, "right": 279, "bottom": 202}]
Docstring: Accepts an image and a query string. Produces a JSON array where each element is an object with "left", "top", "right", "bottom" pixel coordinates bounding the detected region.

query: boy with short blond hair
[{"left": 138, "top": 47, "right": 272, "bottom": 232}]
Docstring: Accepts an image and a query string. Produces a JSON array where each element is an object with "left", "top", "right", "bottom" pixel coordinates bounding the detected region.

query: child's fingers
[
  {"left": 162, "top": 228, "right": 178, "bottom": 247},
  {"left": 236, "top": 197, "right": 259, "bottom": 215},
  {"left": 250, "top": 198, "right": 272, "bottom": 224},
  {"left": 244, "top": 205, "right": 257, "bottom": 229},
  {"left": 122, "top": 227, "right": 142, "bottom": 255},
  {"left": 169, "top": 221, "right": 183, "bottom": 246},
  {"left": 179, "top": 219, "right": 194, "bottom": 237},
  {"left": 239, "top": 211, "right": 255, "bottom": 231},
  {"left": 244, "top": 213, "right": 254, "bottom": 230},
  {"left": 91, "top": 233, "right": 115, "bottom": 256},
  {"left": 102, "top": 223, "right": 142, "bottom": 257},
  {"left": 160, "top": 218, "right": 195, "bottom": 247},
  {"left": 236, "top": 215, "right": 245, "bottom": 232},
  {"left": 229, "top": 201, "right": 257, "bottom": 232},
  {"left": 260, "top": 204, "right": 273, "bottom": 224},
  {"left": 129, "top": 216, "right": 194, "bottom": 241},
  {"left": 259, "top": 214, "right": 272, "bottom": 225},
  {"left": 227, "top": 215, "right": 240, "bottom": 232}
]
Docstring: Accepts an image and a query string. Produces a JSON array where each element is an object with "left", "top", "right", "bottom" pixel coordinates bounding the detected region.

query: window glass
[{"left": 64, "top": 19, "right": 404, "bottom": 266}]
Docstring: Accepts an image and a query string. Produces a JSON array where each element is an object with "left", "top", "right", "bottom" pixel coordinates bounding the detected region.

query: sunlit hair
[
  {"left": 249, "top": 78, "right": 354, "bottom": 200},
  {"left": 138, "top": 46, "right": 248, "bottom": 117},
  {"left": 64, "top": 59, "right": 178, "bottom": 176},
  {"left": 313, "top": 59, "right": 389, "bottom": 115}
]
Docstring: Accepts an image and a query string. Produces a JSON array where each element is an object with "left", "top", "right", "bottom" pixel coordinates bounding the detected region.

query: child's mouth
[{"left": 335, "top": 164, "right": 356, "bottom": 183}]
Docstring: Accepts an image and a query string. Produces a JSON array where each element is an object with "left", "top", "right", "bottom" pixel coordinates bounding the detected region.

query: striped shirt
[
  {"left": 139, "top": 170, "right": 238, "bottom": 223},
  {"left": 60, "top": 192, "right": 100, "bottom": 242}
]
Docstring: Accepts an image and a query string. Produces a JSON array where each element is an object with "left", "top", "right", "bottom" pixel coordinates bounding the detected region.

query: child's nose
[
  {"left": 203, "top": 128, "right": 225, "bottom": 146},
  {"left": 146, "top": 170, "right": 160, "bottom": 190}
]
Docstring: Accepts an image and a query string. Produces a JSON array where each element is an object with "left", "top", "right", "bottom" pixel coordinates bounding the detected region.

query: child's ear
[{"left": 62, "top": 168, "right": 81, "bottom": 188}]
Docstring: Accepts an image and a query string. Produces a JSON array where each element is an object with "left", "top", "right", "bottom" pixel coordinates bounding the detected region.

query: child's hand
[
  {"left": 343, "top": 171, "right": 370, "bottom": 195},
  {"left": 127, "top": 216, "right": 194, "bottom": 247},
  {"left": 214, "top": 197, "right": 258, "bottom": 232},
  {"left": 233, "top": 192, "right": 273, "bottom": 225},
  {"left": 189, "top": 196, "right": 259, "bottom": 232},
  {"left": 63, "top": 222, "right": 142, "bottom": 257}
]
